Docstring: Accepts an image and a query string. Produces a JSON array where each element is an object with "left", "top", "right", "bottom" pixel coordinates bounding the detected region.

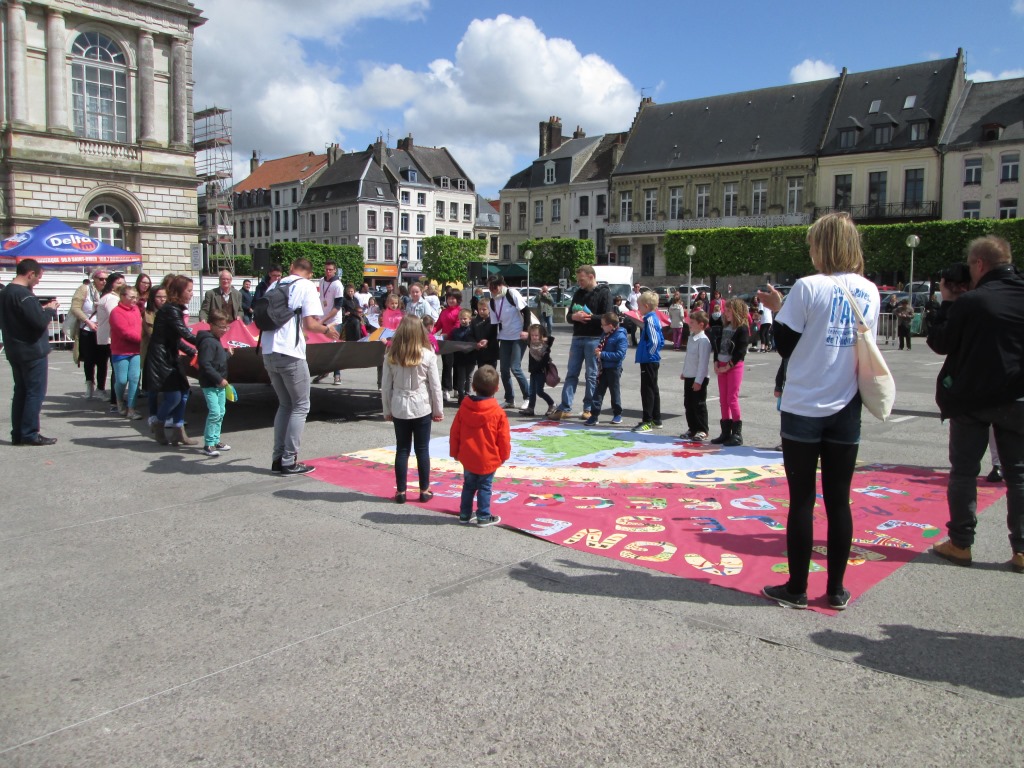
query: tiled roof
[
  {"left": 304, "top": 150, "right": 398, "bottom": 205},
  {"left": 407, "top": 145, "right": 473, "bottom": 190},
  {"left": 942, "top": 78, "right": 1024, "bottom": 147},
  {"left": 614, "top": 78, "right": 841, "bottom": 175},
  {"left": 234, "top": 151, "right": 327, "bottom": 193},
  {"left": 821, "top": 55, "right": 961, "bottom": 155}
]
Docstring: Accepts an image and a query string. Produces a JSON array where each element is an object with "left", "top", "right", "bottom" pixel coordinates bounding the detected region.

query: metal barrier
[{"left": 878, "top": 312, "right": 897, "bottom": 344}]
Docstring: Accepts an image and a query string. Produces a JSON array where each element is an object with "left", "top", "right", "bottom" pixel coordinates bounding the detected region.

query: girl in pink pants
[{"left": 711, "top": 298, "right": 750, "bottom": 446}]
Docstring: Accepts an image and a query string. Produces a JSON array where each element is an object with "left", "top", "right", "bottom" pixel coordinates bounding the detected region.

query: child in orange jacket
[{"left": 449, "top": 365, "right": 511, "bottom": 526}]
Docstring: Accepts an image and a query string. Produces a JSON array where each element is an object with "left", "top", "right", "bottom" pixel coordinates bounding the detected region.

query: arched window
[
  {"left": 89, "top": 204, "right": 125, "bottom": 248},
  {"left": 71, "top": 32, "right": 128, "bottom": 143}
]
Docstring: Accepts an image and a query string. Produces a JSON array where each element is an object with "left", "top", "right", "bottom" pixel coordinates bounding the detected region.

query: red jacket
[
  {"left": 449, "top": 396, "right": 511, "bottom": 475},
  {"left": 434, "top": 305, "right": 462, "bottom": 336},
  {"left": 109, "top": 301, "right": 142, "bottom": 355}
]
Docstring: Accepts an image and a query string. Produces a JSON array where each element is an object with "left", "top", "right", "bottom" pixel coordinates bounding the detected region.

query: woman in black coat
[{"left": 145, "top": 275, "right": 198, "bottom": 446}]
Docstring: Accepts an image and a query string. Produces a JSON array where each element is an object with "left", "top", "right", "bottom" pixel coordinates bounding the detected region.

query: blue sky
[{"left": 193, "top": 0, "right": 1024, "bottom": 197}]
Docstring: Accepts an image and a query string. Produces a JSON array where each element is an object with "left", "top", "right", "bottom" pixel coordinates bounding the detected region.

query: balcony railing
[
  {"left": 606, "top": 213, "right": 809, "bottom": 235},
  {"left": 76, "top": 139, "right": 140, "bottom": 161},
  {"left": 813, "top": 201, "right": 939, "bottom": 220}
]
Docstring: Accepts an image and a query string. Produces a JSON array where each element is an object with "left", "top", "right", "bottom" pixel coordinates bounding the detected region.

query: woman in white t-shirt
[
  {"left": 757, "top": 212, "right": 879, "bottom": 613},
  {"left": 757, "top": 300, "right": 774, "bottom": 352}
]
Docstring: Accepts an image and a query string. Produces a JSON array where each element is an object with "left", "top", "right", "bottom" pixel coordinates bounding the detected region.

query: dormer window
[
  {"left": 982, "top": 123, "right": 1005, "bottom": 141},
  {"left": 873, "top": 125, "right": 893, "bottom": 145},
  {"left": 457, "top": 179, "right": 467, "bottom": 191},
  {"left": 868, "top": 99, "right": 881, "bottom": 114},
  {"left": 408, "top": 169, "right": 418, "bottom": 183},
  {"left": 544, "top": 160, "right": 556, "bottom": 184},
  {"left": 910, "top": 121, "right": 928, "bottom": 141},
  {"left": 440, "top": 176, "right": 450, "bottom": 189},
  {"left": 839, "top": 128, "right": 857, "bottom": 149}
]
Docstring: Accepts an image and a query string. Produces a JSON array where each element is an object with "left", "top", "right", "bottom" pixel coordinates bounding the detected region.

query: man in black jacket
[
  {"left": 0, "top": 259, "right": 59, "bottom": 445},
  {"left": 926, "top": 236, "right": 1024, "bottom": 573},
  {"left": 552, "top": 265, "right": 612, "bottom": 421}
]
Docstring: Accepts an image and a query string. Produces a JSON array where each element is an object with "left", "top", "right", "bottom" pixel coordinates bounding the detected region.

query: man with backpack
[{"left": 255, "top": 258, "right": 339, "bottom": 475}]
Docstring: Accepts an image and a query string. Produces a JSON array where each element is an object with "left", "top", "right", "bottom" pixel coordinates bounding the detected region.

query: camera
[{"left": 940, "top": 263, "right": 971, "bottom": 287}]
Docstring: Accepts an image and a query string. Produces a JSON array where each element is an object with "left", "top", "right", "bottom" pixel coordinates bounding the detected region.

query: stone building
[{"left": 0, "top": 0, "right": 205, "bottom": 274}]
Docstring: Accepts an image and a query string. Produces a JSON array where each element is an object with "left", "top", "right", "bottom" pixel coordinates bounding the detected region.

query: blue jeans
[
  {"left": 461, "top": 470, "right": 495, "bottom": 519},
  {"left": 112, "top": 354, "right": 140, "bottom": 409},
  {"left": 263, "top": 352, "right": 311, "bottom": 468},
  {"left": 393, "top": 413, "right": 432, "bottom": 493},
  {"left": 590, "top": 366, "right": 622, "bottom": 418},
  {"left": 558, "top": 336, "right": 600, "bottom": 413},
  {"left": 541, "top": 315, "right": 553, "bottom": 337},
  {"left": 528, "top": 369, "right": 554, "bottom": 410},
  {"left": 202, "top": 386, "right": 226, "bottom": 447},
  {"left": 947, "top": 401, "right": 1024, "bottom": 553},
  {"left": 498, "top": 339, "right": 529, "bottom": 404},
  {"left": 156, "top": 387, "right": 190, "bottom": 427},
  {"left": 8, "top": 356, "right": 48, "bottom": 443}
]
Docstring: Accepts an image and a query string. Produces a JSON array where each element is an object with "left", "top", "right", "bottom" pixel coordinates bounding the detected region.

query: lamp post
[
  {"left": 524, "top": 249, "right": 533, "bottom": 295},
  {"left": 685, "top": 244, "right": 696, "bottom": 303},
  {"left": 906, "top": 234, "right": 920, "bottom": 307}
]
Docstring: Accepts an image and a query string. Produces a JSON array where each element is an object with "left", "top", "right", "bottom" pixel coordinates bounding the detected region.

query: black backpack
[{"left": 252, "top": 277, "right": 302, "bottom": 347}]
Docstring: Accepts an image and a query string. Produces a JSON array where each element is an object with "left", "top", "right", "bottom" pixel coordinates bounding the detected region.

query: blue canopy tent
[{"left": 0, "top": 218, "right": 142, "bottom": 269}]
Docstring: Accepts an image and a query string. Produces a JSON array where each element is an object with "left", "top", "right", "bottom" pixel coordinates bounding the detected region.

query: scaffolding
[{"left": 194, "top": 106, "right": 234, "bottom": 273}]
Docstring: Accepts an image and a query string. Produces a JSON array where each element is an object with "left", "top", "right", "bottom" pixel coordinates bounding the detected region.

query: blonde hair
[
  {"left": 386, "top": 293, "right": 401, "bottom": 309},
  {"left": 725, "top": 298, "right": 748, "bottom": 329},
  {"left": 968, "top": 235, "right": 1012, "bottom": 268},
  {"left": 387, "top": 316, "right": 430, "bottom": 367},
  {"left": 807, "top": 212, "right": 864, "bottom": 275},
  {"left": 638, "top": 290, "right": 659, "bottom": 311}
]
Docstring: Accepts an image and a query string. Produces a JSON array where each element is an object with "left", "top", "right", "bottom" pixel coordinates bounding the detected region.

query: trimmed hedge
[
  {"left": 422, "top": 235, "right": 487, "bottom": 286},
  {"left": 268, "top": 242, "right": 365, "bottom": 286},
  {"left": 665, "top": 218, "right": 1024, "bottom": 280},
  {"left": 518, "top": 238, "right": 595, "bottom": 285}
]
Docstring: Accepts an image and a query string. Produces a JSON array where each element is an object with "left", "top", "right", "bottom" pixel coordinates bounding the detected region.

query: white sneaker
[{"left": 517, "top": 401, "right": 529, "bottom": 411}]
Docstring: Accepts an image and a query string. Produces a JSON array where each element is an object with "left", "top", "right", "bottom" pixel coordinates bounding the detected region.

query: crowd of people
[{"left": 3, "top": 213, "right": 1021, "bottom": 592}]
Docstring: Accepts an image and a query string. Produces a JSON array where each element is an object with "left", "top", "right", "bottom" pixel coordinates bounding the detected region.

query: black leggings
[
  {"left": 393, "top": 413, "right": 432, "bottom": 493},
  {"left": 782, "top": 438, "right": 859, "bottom": 594}
]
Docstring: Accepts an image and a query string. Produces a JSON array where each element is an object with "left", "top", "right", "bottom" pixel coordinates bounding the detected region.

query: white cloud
[
  {"left": 194, "top": 9, "right": 639, "bottom": 194},
  {"left": 193, "top": 0, "right": 429, "bottom": 181},
  {"left": 967, "top": 68, "right": 1024, "bottom": 81},
  {"left": 1013, "top": 0, "right": 1024, "bottom": 15},
  {"left": 789, "top": 59, "right": 840, "bottom": 83},
  {"left": 379, "top": 15, "right": 639, "bottom": 190}
]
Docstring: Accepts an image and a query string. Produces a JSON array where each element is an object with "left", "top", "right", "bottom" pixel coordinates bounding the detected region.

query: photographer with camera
[{"left": 926, "top": 237, "right": 1024, "bottom": 574}]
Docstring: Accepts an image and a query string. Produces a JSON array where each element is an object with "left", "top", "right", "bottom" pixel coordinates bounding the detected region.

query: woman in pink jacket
[{"left": 109, "top": 284, "right": 144, "bottom": 420}]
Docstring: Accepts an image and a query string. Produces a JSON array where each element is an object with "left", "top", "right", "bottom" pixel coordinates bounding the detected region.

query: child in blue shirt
[
  {"left": 633, "top": 291, "right": 665, "bottom": 432},
  {"left": 585, "top": 312, "right": 628, "bottom": 426}
]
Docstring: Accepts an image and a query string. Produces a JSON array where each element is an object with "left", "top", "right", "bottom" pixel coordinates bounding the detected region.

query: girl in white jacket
[{"left": 381, "top": 316, "right": 444, "bottom": 504}]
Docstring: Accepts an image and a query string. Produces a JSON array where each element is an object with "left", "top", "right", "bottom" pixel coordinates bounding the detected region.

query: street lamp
[
  {"left": 685, "top": 244, "right": 696, "bottom": 303},
  {"left": 906, "top": 234, "right": 920, "bottom": 307},
  {"left": 523, "top": 249, "right": 533, "bottom": 294}
]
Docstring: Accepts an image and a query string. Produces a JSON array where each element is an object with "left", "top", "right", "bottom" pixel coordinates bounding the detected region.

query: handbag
[
  {"left": 545, "top": 361, "right": 560, "bottom": 388},
  {"left": 829, "top": 276, "right": 895, "bottom": 421},
  {"left": 60, "top": 312, "right": 79, "bottom": 341}
]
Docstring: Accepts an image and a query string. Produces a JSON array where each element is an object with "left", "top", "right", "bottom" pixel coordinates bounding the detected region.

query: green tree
[
  {"left": 518, "top": 238, "right": 595, "bottom": 285},
  {"left": 422, "top": 235, "right": 486, "bottom": 287}
]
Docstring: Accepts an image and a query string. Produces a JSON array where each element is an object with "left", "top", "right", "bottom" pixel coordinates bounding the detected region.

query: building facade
[
  {"left": 939, "top": 77, "right": 1023, "bottom": 222},
  {"left": 500, "top": 117, "right": 621, "bottom": 270},
  {"left": 0, "top": 0, "right": 205, "bottom": 274},
  {"left": 232, "top": 149, "right": 327, "bottom": 256}
]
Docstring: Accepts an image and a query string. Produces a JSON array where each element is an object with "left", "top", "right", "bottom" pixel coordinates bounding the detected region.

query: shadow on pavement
[
  {"left": 508, "top": 558, "right": 755, "bottom": 608},
  {"left": 809, "top": 624, "right": 1024, "bottom": 698}
]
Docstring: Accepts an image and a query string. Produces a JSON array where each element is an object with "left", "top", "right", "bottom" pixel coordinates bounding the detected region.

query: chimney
[
  {"left": 538, "top": 116, "right": 563, "bottom": 157},
  {"left": 397, "top": 134, "right": 414, "bottom": 151},
  {"left": 249, "top": 150, "right": 260, "bottom": 174},
  {"left": 371, "top": 136, "right": 386, "bottom": 167},
  {"left": 326, "top": 143, "right": 341, "bottom": 166},
  {"left": 629, "top": 97, "right": 654, "bottom": 135},
  {"left": 573, "top": 125, "right": 586, "bottom": 139}
]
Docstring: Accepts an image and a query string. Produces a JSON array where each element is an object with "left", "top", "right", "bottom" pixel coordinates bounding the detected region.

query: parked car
[
  {"left": 677, "top": 284, "right": 712, "bottom": 304},
  {"left": 652, "top": 285, "right": 678, "bottom": 307}
]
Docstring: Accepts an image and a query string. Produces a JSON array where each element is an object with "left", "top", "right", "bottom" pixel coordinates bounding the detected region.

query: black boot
[
  {"left": 710, "top": 419, "right": 732, "bottom": 445},
  {"left": 725, "top": 419, "right": 743, "bottom": 446}
]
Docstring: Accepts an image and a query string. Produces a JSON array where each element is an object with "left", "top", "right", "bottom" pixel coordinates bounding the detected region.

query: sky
[{"left": 191, "top": 0, "right": 1024, "bottom": 198}]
